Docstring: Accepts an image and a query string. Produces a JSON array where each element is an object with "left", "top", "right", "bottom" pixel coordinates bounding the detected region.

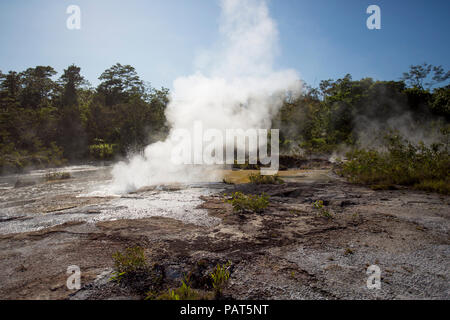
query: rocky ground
[{"left": 0, "top": 167, "right": 448, "bottom": 300}]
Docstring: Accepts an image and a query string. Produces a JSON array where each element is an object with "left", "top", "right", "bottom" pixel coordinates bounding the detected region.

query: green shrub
[
  {"left": 340, "top": 134, "right": 450, "bottom": 194},
  {"left": 312, "top": 199, "right": 324, "bottom": 210},
  {"left": 0, "top": 142, "right": 66, "bottom": 173},
  {"left": 225, "top": 192, "right": 270, "bottom": 213},
  {"left": 88, "top": 141, "right": 117, "bottom": 160},
  {"left": 413, "top": 179, "right": 450, "bottom": 194},
  {"left": 210, "top": 261, "right": 231, "bottom": 297},
  {"left": 110, "top": 246, "right": 147, "bottom": 282},
  {"left": 151, "top": 278, "right": 211, "bottom": 300},
  {"left": 248, "top": 173, "right": 284, "bottom": 184},
  {"left": 45, "top": 171, "right": 71, "bottom": 181},
  {"left": 312, "top": 200, "right": 333, "bottom": 219}
]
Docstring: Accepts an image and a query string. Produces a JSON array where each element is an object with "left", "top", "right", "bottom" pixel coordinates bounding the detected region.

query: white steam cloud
[{"left": 110, "top": 0, "right": 302, "bottom": 193}]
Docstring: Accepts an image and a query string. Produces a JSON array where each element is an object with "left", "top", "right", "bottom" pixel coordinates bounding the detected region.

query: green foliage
[
  {"left": 401, "top": 63, "right": 450, "bottom": 90},
  {"left": 155, "top": 289, "right": 181, "bottom": 300},
  {"left": 97, "top": 63, "right": 144, "bottom": 106},
  {"left": 312, "top": 200, "right": 333, "bottom": 219},
  {"left": 225, "top": 192, "right": 270, "bottom": 213},
  {"left": 210, "top": 261, "right": 231, "bottom": 297},
  {"left": 45, "top": 171, "right": 71, "bottom": 181},
  {"left": 430, "top": 86, "right": 450, "bottom": 119},
  {"left": 340, "top": 134, "right": 450, "bottom": 194},
  {"left": 274, "top": 67, "right": 449, "bottom": 155},
  {"left": 151, "top": 277, "right": 212, "bottom": 300},
  {"left": 413, "top": 179, "right": 449, "bottom": 194},
  {"left": 88, "top": 141, "right": 117, "bottom": 160},
  {"left": 1, "top": 63, "right": 448, "bottom": 173},
  {"left": 111, "top": 246, "right": 147, "bottom": 282},
  {"left": 312, "top": 199, "right": 324, "bottom": 210},
  {"left": 0, "top": 141, "right": 65, "bottom": 173},
  {"left": 148, "top": 261, "right": 233, "bottom": 300},
  {"left": 0, "top": 63, "right": 169, "bottom": 172},
  {"left": 248, "top": 173, "right": 284, "bottom": 184}
]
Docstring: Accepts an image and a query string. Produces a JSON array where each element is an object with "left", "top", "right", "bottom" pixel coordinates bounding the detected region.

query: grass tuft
[
  {"left": 248, "top": 173, "right": 284, "bottom": 184},
  {"left": 45, "top": 171, "right": 71, "bottom": 181},
  {"left": 224, "top": 192, "right": 270, "bottom": 213},
  {"left": 210, "top": 261, "right": 231, "bottom": 298},
  {"left": 110, "top": 246, "right": 147, "bottom": 282}
]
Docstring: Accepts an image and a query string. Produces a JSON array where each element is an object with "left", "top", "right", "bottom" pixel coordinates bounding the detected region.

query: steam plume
[{"left": 111, "top": 0, "right": 301, "bottom": 193}]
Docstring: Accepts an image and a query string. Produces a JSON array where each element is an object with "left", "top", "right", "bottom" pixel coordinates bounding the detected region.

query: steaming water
[
  {"left": 0, "top": 1, "right": 306, "bottom": 234},
  {"left": 0, "top": 164, "right": 334, "bottom": 235},
  {"left": 110, "top": 0, "right": 302, "bottom": 193},
  {"left": 0, "top": 165, "right": 221, "bottom": 235}
]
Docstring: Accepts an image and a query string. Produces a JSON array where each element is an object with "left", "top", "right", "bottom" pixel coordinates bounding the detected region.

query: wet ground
[
  {"left": 0, "top": 164, "right": 449, "bottom": 299},
  {"left": 0, "top": 165, "right": 220, "bottom": 234}
]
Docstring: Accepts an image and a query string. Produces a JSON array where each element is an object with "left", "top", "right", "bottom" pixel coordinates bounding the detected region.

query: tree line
[
  {"left": 0, "top": 62, "right": 448, "bottom": 173},
  {"left": 0, "top": 63, "right": 169, "bottom": 173},
  {"left": 273, "top": 63, "right": 449, "bottom": 154}
]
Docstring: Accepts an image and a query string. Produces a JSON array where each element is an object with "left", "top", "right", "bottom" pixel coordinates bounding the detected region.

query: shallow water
[
  {"left": 0, "top": 165, "right": 222, "bottom": 234},
  {"left": 0, "top": 165, "right": 332, "bottom": 235}
]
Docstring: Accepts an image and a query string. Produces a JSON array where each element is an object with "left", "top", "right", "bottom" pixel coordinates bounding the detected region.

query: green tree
[
  {"left": 402, "top": 63, "right": 450, "bottom": 90},
  {"left": 56, "top": 65, "right": 88, "bottom": 159},
  {"left": 0, "top": 71, "right": 21, "bottom": 108},
  {"left": 19, "top": 66, "right": 57, "bottom": 109},
  {"left": 97, "top": 63, "right": 144, "bottom": 106},
  {"left": 430, "top": 85, "right": 450, "bottom": 119}
]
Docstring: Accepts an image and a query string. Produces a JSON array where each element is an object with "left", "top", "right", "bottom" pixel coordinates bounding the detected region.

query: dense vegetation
[
  {"left": 273, "top": 63, "right": 449, "bottom": 154},
  {"left": 0, "top": 62, "right": 449, "bottom": 193},
  {"left": 339, "top": 134, "right": 449, "bottom": 194},
  {"left": 272, "top": 63, "right": 449, "bottom": 194},
  {"left": 0, "top": 63, "right": 169, "bottom": 173}
]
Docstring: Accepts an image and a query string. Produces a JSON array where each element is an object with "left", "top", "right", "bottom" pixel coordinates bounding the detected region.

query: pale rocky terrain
[{"left": 0, "top": 165, "right": 448, "bottom": 300}]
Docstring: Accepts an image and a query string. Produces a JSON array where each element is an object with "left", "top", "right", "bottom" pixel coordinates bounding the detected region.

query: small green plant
[
  {"left": 248, "top": 173, "right": 284, "bottom": 184},
  {"left": 321, "top": 210, "right": 333, "bottom": 219},
  {"left": 312, "top": 200, "right": 333, "bottom": 219},
  {"left": 312, "top": 199, "right": 324, "bottom": 210},
  {"left": 89, "top": 139, "right": 117, "bottom": 160},
  {"left": 152, "top": 277, "right": 211, "bottom": 300},
  {"left": 167, "top": 289, "right": 180, "bottom": 300},
  {"left": 225, "top": 192, "right": 269, "bottom": 213},
  {"left": 45, "top": 171, "right": 71, "bottom": 181},
  {"left": 210, "top": 261, "right": 231, "bottom": 297},
  {"left": 344, "top": 248, "right": 354, "bottom": 255},
  {"left": 110, "top": 246, "right": 147, "bottom": 282}
]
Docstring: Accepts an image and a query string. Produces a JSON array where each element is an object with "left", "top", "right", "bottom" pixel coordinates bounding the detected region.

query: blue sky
[{"left": 0, "top": 0, "right": 449, "bottom": 89}]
